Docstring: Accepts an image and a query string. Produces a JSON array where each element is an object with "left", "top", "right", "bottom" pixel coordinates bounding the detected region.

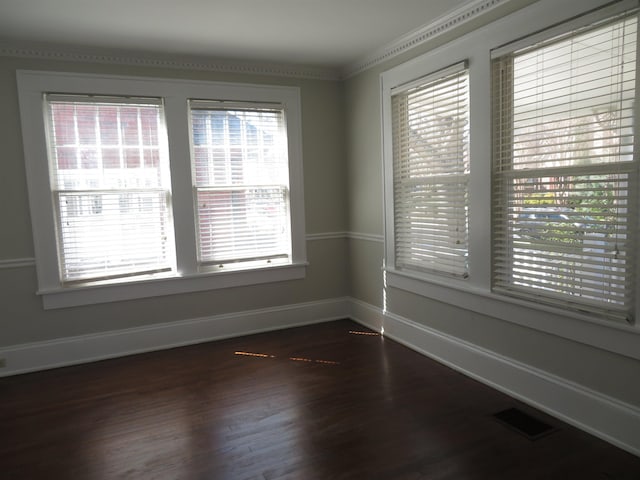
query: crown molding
[
  {"left": 1, "top": 0, "right": 515, "bottom": 81},
  {"left": 343, "top": 0, "right": 511, "bottom": 78},
  {"left": 0, "top": 42, "right": 342, "bottom": 81}
]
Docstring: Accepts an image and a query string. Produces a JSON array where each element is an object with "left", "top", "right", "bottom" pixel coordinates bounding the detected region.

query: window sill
[
  {"left": 39, "top": 262, "right": 307, "bottom": 309},
  {"left": 385, "top": 268, "right": 640, "bottom": 361}
]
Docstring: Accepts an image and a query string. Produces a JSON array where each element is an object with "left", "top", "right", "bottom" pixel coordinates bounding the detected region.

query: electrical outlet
[{"left": 0, "top": 358, "right": 6, "bottom": 368}]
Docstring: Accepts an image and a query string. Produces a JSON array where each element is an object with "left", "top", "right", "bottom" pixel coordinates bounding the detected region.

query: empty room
[{"left": 1, "top": 0, "right": 640, "bottom": 478}]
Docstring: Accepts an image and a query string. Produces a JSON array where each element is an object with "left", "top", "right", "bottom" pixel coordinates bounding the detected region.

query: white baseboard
[
  {"left": 0, "top": 297, "right": 351, "bottom": 377},
  {"left": 349, "top": 297, "right": 385, "bottom": 332},
  {"left": 2, "top": 295, "right": 638, "bottom": 457},
  {"left": 348, "top": 301, "right": 640, "bottom": 458}
]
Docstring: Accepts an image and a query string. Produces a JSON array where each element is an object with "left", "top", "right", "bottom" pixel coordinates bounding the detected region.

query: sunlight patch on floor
[{"left": 234, "top": 351, "right": 340, "bottom": 365}]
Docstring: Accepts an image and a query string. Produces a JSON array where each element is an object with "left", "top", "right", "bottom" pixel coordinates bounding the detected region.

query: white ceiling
[{"left": 0, "top": 0, "right": 473, "bottom": 68}]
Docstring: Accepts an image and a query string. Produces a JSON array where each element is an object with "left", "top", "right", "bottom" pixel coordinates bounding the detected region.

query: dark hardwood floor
[{"left": 1, "top": 319, "right": 639, "bottom": 479}]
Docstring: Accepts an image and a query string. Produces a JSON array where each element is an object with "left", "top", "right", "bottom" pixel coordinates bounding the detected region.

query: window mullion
[{"left": 164, "top": 96, "right": 198, "bottom": 275}]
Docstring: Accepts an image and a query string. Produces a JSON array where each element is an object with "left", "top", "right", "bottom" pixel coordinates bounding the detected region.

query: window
[
  {"left": 17, "top": 72, "right": 306, "bottom": 308},
  {"left": 492, "top": 12, "right": 638, "bottom": 322},
  {"left": 45, "top": 95, "right": 174, "bottom": 284},
  {"left": 381, "top": 0, "right": 639, "bottom": 339},
  {"left": 189, "top": 101, "right": 291, "bottom": 270},
  {"left": 389, "top": 62, "right": 470, "bottom": 278}
]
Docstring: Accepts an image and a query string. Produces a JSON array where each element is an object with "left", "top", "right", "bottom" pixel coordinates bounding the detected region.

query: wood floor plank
[{"left": 1, "top": 319, "right": 639, "bottom": 479}]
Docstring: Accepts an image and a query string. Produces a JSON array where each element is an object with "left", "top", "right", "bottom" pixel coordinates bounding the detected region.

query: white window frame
[
  {"left": 382, "top": 52, "right": 475, "bottom": 295},
  {"left": 17, "top": 71, "right": 307, "bottom": 309},
  {"left": 188, "top": 100, "right": 293, "bottom": 270},
  {"left": 43, "top": 94, "right": 176, "bottom": 284},
  {"left": 491, "top": 12, "right": 638, "bottom": 323},
  {"left": 389, "top": 61, "right": 470, "bottom": 279},
  {"left": 381, "top": 0, "right": 640, "bottom": 361}
]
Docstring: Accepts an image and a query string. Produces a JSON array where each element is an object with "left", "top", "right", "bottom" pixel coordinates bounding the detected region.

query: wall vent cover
[{"left": 493, "top": 407, "right": 557, "bottom": 440}]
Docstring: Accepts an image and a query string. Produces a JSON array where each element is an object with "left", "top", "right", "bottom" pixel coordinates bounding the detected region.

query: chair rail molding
[{"left": 0, "top": 257, "right": 36, "bottom": 269}]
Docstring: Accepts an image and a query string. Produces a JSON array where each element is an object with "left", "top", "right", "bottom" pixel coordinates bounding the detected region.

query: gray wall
[
  {"left": 0, "top": 56, "right": 348, "bottom": 346},
  {"left": 344, "top": 0, "right": 640, "bottom": 409},
  {"left": 1, "top": 0, "right": 639, "bottom": 415}
]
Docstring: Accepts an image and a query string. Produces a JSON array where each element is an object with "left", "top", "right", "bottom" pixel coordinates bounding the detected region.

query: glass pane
[
  {"left": 493, "top": 14, "right": 638, "bottom": 320},
  {"left": 46, "top": 97, "right": 173, "bottom": 282},
  {"left": 121, "top": 107, "right": 140, "bottom": 146},
  {"left": 512, "top": 17, "right": 637, "bottom": 170},
  {"left": 76, "top": 104, "right": 97, "bottom": 145},
  {"left": 57, "top": 191, "right": 172, "bottom": 281},
  {"left": 392, "top": 68, "right": 470, "bottom": 277},
  {"left": 196, "top": 187, "right": 289, "bottom": 263},
  {"left": 188, "top": 103, "right": 291, "bottom": 266}
]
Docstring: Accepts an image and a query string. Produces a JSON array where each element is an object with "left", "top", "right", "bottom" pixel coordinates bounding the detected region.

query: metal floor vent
[{"left": 493, "top": 407, "right": 557, "bottom": 440}]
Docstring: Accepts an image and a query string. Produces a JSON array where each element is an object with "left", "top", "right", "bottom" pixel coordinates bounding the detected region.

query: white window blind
[
  {"left": 391, "top": 63, "right": 470, "bottom": 277},
  {"left": 492, "top": 12, "right": 638, "bottom": 322},
  {"left": 45, "top": 95, "right": 174, "bottom": 283},
  {"left": 189, "top": 101, "right": 291, "bottom": 268}
]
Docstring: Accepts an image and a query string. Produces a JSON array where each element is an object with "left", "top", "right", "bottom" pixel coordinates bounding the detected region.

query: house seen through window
[
  {"left": 46, "top": 95, "right": 174, "bottom": 283},
  {"left": 16, "top": 72, "right": 306, "bottom": 308},
  {"left": 189, "top": 101, "right": 291, "bottom": 269},
  {"left": 492, "top": 12, "right": 638, "bottom": 322}
]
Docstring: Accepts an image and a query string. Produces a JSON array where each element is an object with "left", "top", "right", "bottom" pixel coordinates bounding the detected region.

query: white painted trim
[
  {"left": 17, "top": 70, "right": 308, "bottom": 309},
  {"left": 0, "top": 0, "right": 514, "bottom": 81},
  {"left": 0, "top": 230, "right": 382, "bottom": 274},
  {"left": 387, "top": 269, "right": 640, "bottom": 361},
  {"left": 0, "top": 43, "right": 341, "bottom": 81},
  {"left": 349, "top": 300, "right": 640, "bottom": 458},
  {"left": 379, "top": 0, "right": 640, "bottom": 361},
  {"left": 1, "top": 294, "right": 639, "bottom": 456},
  {"left": 0, "top": 297, "right": 350, "bottom": 377},
  {"left": 350, "top": 292, "right": 640, "bottom": 459},
  {"left": 347, "top": 231, "right": 384, "bottom": 243},
  {"left": 348, "top": 297, "right": 385, "bottom": 332},
  {"left": 305, "top": 231, "right": 385, "bottom": 242},
  {"left": 306, "top": 232, "right": 349, "bottom": 241},
  {"left": 344, "top": 0, "right": 512, "bottom": 78},
  {"left": 40, "top": 263, "right": 308, "bottom": 310},
  {"left": 0, "top": 257, "right": 36, "bottom": 269}
]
